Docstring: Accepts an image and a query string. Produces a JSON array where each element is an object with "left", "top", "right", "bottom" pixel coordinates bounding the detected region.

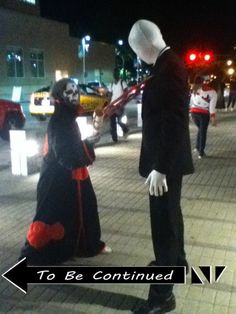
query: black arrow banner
[{"left": 2, "top": 258, "right": 186, "bottom": 294}]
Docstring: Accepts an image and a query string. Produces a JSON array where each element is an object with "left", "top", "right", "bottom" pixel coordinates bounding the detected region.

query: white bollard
[
  {"left": 10, "top": 130, "right": 28, "bottom": 176},
  {"left": 137, "top": 102, "right": 142, "bottom": 127}
]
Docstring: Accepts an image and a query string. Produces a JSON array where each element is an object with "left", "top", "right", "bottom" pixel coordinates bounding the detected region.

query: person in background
[
  {"left": 19, "top": 78, "right": 111, "bottom": 265},
  {"left": 128, "top": 19, "right": 194, "bottom": 314},
  {"left": 109, "top": 68, "right": 129, "bottom": 142},
  {"left": 190, "top": 76, "right": 217, "bottom": 159},
  {"left": 212, "top": 77, "right": 226, "bottom": 110},
  {"left": 226, "top": 77, "right": 236, "bottom": 111}
]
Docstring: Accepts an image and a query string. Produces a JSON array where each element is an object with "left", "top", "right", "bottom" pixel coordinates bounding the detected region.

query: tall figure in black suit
[{"left": 128, "top": 20, "right": 194, "bottom": 314}]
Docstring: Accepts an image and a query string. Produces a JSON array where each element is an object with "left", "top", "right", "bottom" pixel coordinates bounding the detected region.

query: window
[
  {"left": 6, "top": 48, "right": 24, "bottom": 77},
  {"left": 30, "top": 50, "right": 44, "bottom": 77}
]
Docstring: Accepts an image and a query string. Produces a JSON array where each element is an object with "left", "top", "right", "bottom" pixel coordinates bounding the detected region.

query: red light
[
  {"left": 189, "top": 53, "right": 197, "bottom": 61},
  {"left": 186, "top": 50, "right": 214, "bottom": 66},
  {"left": 186, "top": 51, "right": 199, "bottom": 64},
  {"left": 204, "top": 53, "right": 211, "bottom": 61}
]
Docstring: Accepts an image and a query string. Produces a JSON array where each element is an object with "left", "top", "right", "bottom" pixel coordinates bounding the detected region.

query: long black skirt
[{"left": 19, "top": 162, "right": 104, "bottom": 265}]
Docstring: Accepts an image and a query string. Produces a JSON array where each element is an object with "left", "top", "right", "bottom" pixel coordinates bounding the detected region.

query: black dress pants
[
  {"left": 227, "top": 94, "right": 236, "bottom": 109},
  {"left": 148, "top": 175, "right": 187, "bottom": 304},
  {"left": 110, "top": 113, "right": 129, "bottom": 142}
]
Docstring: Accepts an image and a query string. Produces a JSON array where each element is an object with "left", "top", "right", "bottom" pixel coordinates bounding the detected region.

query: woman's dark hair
[
  {"left": 113, "top": 68, "right": 120, "bottom": 82},
  {"left": 192, "top": 76, "right": 204, "bottom": 95},
  {"left": 50, "top": 78, "right": 75, "bottom": 100},
  {"left": 194, "top": 76, "right": 204, "bottom": 85}
]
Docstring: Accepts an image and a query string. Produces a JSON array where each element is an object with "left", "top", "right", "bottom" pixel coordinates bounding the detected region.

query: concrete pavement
[{"left": 0, "top": 111, "right": 236, "bottom": 314}]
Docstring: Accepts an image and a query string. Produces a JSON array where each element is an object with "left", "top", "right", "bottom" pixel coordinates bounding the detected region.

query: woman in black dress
[{"left": 19, "top": 78, "right": 110, "bottom": 265}]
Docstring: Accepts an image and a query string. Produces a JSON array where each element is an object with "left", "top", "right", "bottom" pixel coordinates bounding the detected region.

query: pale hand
[
  {"left": 86, "top": 110, "right": 104, "bottom": 144},
  {"left": 93, "top": 111, "right": 104, "bottom": 131},
  {"left": 211, "top": 117, "right": 217, "bottom": 126},
  {"left": 145, "top": 170, "right": 168, "bottom": 197}
]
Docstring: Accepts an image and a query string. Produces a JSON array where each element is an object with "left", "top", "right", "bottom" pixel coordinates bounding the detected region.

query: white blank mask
[{"left": 128, "top": 19, "right": 166, "bottom": 65}]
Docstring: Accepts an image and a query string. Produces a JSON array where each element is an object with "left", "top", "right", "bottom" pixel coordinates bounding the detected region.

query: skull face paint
[{"left": 63, "top": 82, "right": 79, "bottom": 106}]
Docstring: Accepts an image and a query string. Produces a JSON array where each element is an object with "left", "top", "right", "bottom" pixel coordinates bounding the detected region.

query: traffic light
[
  {"left": 203, "top": 52, "right": 213, "bottom": 63},
  {"left": 186, "top": 51, "right": 198, "bottom": 64},
  {"left": 189, "top": 53, "right": 197, "bottom": 61},
  {"left": 186, "top": 50, "right": 214, "bottom": 66}
]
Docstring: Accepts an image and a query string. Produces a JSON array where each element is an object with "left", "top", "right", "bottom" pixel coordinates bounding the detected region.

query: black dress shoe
[{"left": 133, "top": 293, "right": 176, "bottom": 314}]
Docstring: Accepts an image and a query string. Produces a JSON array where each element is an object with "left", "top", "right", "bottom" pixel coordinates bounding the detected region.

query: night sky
[{"left": 39, "top": 0, "right": 236, "bottom": 55}]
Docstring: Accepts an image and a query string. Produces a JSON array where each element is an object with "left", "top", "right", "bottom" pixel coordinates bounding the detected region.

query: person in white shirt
[
  {"left": 190, "top": 76, "right": 217, "bottom": 159},
  {"left": 109, "top": 68, "right": 129, "bottom": 142}
]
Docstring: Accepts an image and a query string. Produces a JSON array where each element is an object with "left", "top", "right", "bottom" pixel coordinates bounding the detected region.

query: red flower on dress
[{"left": 27, "top": 221, "right": 65, "bottom": 250}]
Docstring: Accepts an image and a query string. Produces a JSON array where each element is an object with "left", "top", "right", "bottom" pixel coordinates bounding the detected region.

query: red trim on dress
[
  {"left": 72, "top": 167, "right": 89, "bottom": 181},
  {"left": 43, "top": 134, "right": 49, "bottom": 156},
  {"left": 73, "top": 176, "right": 87, "bottom": 254}
]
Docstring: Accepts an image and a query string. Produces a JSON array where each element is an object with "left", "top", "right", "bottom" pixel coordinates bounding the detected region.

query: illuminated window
[
  {"left": 6, "top": 48, "right": 24, "bottom": 77},
  {"left": 19, "top": 0, "right": 36, "bottom": 4},
  {"left": 30, "top": 50, "right": 44, "bottom": 77}
]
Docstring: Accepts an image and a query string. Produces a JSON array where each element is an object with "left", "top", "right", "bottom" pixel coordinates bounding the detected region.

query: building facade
[{"left": 0, "top": 0, "right": 115, "bottom": 102}]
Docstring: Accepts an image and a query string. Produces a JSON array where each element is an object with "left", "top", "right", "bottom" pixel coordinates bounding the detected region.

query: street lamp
[
  {"left": 115, "top": 39, "right": 125, "bottom": 77},
  {"left": 81, "top": 35, "right": 91, "bottom": 83},
  {"left": 227, "top": 68, "right": 235, "bottom": 76},
  {"left": 118, "top": 39, "right": 123, "bottom": 46}
]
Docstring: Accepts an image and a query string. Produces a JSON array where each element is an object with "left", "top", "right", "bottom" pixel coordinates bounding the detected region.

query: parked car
[
  {"left": 87, "top": 81, "right": 110, "bottom": 96},
  {"left": 0, "top": 99, "right": 26, "bottom": 141},
  {"left": 29, "top": 84, "right": 110, "bottom": 120}
]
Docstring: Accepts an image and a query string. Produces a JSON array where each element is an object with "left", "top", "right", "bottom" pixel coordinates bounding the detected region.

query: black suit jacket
[{"left": 139, "top": 49, "right": 194, "bottom": 178}]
